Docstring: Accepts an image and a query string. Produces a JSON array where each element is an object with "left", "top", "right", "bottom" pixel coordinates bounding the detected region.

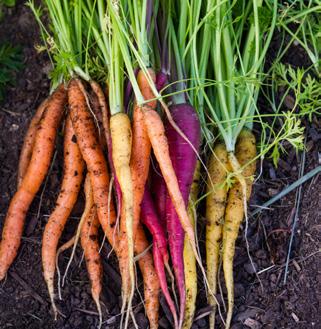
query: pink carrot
[{"left": 141, "top": 187, "right": 178, "bottom": 329}]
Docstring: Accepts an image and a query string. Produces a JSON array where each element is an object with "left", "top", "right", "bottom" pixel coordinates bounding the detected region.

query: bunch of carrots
[{"left": 0, "top": 1, "right": 281, "bottom": 329}]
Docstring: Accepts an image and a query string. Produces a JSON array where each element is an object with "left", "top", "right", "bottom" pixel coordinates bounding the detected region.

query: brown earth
[{"left": 0, "top": 2, "right": 320, "bottom": 329}]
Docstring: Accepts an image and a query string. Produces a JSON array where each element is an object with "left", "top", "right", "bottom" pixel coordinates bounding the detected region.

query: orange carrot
[
  {"left": 135, "top": 224, "right": 160, "bottom": 329},
  {"left": 0, "top": 84, "right": 66, "bottom": 280},
  {"left": 80, "top": 205, "right": 103, "bottom": 327},
  {"left": 68, "top": 79, "right": 118, "bottom": 248},
  {"left": 90, "top": 81, "right": 123, "bottom": 228},
  {"left": 90, "top": 80, "right": 111, "bottom": 148},
  {"left": 68, "top": 80, "right": 131, "bottom": 294},
  {"left": 42, "top": 114, "right": 84, "bottom": 317},
  {"left": 130, "top": 69, "right": 155, "bottom": 239},
  {"left": 17, "top": 98, "right": 48, "bottom": 187}
]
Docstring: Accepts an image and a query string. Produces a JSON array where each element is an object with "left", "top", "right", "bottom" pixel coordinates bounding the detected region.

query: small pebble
[
  {"left": 244, "top": 318, "right": 261, "bottom": 329},
  {"left": 270, "top": 273, "right": 277, "bottom": 283},
  {"left": 9, "top": 124, "right": 19, "bottom": 132}
]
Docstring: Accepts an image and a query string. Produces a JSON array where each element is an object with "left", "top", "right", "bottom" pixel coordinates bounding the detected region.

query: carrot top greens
[
  {"left": 28, "top": 0, "right": 90, "bottom": 88},
  {"left": 194, "top": 0, "right": 277, "bottom": 153}
]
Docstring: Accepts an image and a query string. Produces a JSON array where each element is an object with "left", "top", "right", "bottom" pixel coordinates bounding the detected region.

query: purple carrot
[
  {"left": 153, "top": 247, "right": 178, "bottom": 329},
  {"left": 141, "top": 187, "right": 168, "bottom": 262},
  {"left": 151, "top": 70, "right": 169, "bottom": 226},
  {"left": 141, "top": 187, "right": 179, "bottom": 329},
  {"left": 124, "top": 68, "right": 139, "bottom": 113},
  {"left": 150, "top": 163, "right": 167, "bottom": 228},
  {"left": 165, "top": 103, "right": 200, "bottom": 329},
  {"left": 156, "top": 71, "right": 168, "bottom": 92}
]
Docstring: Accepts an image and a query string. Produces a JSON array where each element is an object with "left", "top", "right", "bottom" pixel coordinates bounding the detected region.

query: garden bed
[{"left": 0, "top": 2, "right": 320, "bottom": 328}]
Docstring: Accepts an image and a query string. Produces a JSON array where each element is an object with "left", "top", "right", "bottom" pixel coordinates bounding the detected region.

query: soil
[{"left": 0, "top": 2, "right": 320, "bottom": 329}]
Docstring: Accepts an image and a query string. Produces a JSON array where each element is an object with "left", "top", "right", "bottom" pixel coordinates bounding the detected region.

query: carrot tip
[
  {"left": 0, "top": 270, "right": 6, "bottom": 281},
  {"left": 93, "top": 294, "right": 102, "bottom": 329}
]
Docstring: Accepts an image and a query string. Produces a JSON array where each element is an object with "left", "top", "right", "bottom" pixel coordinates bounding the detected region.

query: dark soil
[{"left": 0, "top": 2, "right": 320, "bottom": 329}]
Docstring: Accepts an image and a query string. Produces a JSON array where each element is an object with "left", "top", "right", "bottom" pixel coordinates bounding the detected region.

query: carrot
[
  {"left": 67, "top": 79, "right": 134, "bottom": 302},
  {"left": 142, "top": 98, "right": 200, "bottom": 268},
  {"left": 90, "top": 81, "right": 123, "bottom": 228},
  {"left": 68, "top": 79, "right": 118, "bottom": 248},
  {"left": 88, "top": 82, "right": 125, "bottom": 247},
  {"left": 183, "top": 162, "right": 200, "bottom": 329},
  {"left": 17, "top": 98, "right": 48, "bottom": 187},
  {"left": 164, "top": 102, "right": 200, "bottom": 328},
  {"left": 42, "top": 114, "right": 84, "bottom": 317},
  {"left": 68, "top": 79, "right": 136, "bottom": 325},
  {"left": 0, "top": 84, "right": 66, "bottom": 280},
  {"left": 130, "top": 71, "right": 154, "bottom": 238},
  {"left": 140, "top": 187, "right": 178, "bottom": 328},
  {"left": 141, "top": 188, "right": 168, "bottom": 269},
  {"left": 129, "top": 70, "right": 164, "bottom": 328},
  {"left": 151, "top": 164, "right": 167, "bottom": 227},
  {"left": 80, "top": 204, "right": 103, "bottom": 328},
  {"left": 135, "top": 224, "right": 160, "bottom": 329},
  {"left": 136, "top": 70, "right": 200, "bottom": 266},
  {"left": 222, "top": 129, "right": 256, "bottom": 329},
  {"left": 110, "top": 112, "right": 135, "bottom": 323},
  {"left": 206, "top": 143, "right": 230, "bottom": 328},
  {"left": 90, "top": 81, "right": 110, "bottom": 150}
]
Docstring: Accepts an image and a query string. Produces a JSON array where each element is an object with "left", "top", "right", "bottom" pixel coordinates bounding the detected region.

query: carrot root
[
  {"left": 68, "top": 79, "right": 118, "bottom": 248},
  {"left": 80, "top": 204, "right": 103, "bottom": 329},
  {"left": 183, "top": 162, "right": 200, "bottom": 329},
  {"left": 42, "top": 114, "right": 84, "bottom": 318},
  {"left": 135, "top": 225, "right": 160, "bottom": 329},
  {"left": 205, "top": 143, "right": 230, "bottom": 328},
  {"left": 17, "top": 98, "right": 48, "bottom": 188},
  {"left": 110, "top": 112, "right": 135, "bottom": 328},
  {"left": 0, "top": 84, "right": 66, "bottom": 280},
  {"left": 222, "top": 129, "right": 256, "bottom": 329}
]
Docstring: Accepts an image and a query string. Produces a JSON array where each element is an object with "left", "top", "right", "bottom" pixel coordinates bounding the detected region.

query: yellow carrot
[
  {"left": 222, "top": 129, "right": 256, "bottom": 329},
  {"left": 110, "top": 112, "right": 135, "bottom": 324},
  {"left": 206, "top": 143, "right": 230, "bottom": 328},
  {"left": 183, "top": 162, "right": 200, "bottom": 329}
]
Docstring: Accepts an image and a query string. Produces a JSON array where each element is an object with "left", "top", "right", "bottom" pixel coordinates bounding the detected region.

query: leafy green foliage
[
  {"left": 273, "top": 63, "right": 321, "bottom": 120},
  {"left": 269, "top": 111, "right": 305, "bottom": 167},
  {"left": 1, "top": 0, "right": 16, "bottom": 6},
  {"left": 27, "top": 0, "right": 90, "bottom": 88},
  {"left": 277, "top": 1, "right": 321, "bottom": 73},
  {"left": 0, "top": 0, "right": 16, "bottom": 21},
  {"left": 0, "top": 43, "right": 23, "bottom": 101}
]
